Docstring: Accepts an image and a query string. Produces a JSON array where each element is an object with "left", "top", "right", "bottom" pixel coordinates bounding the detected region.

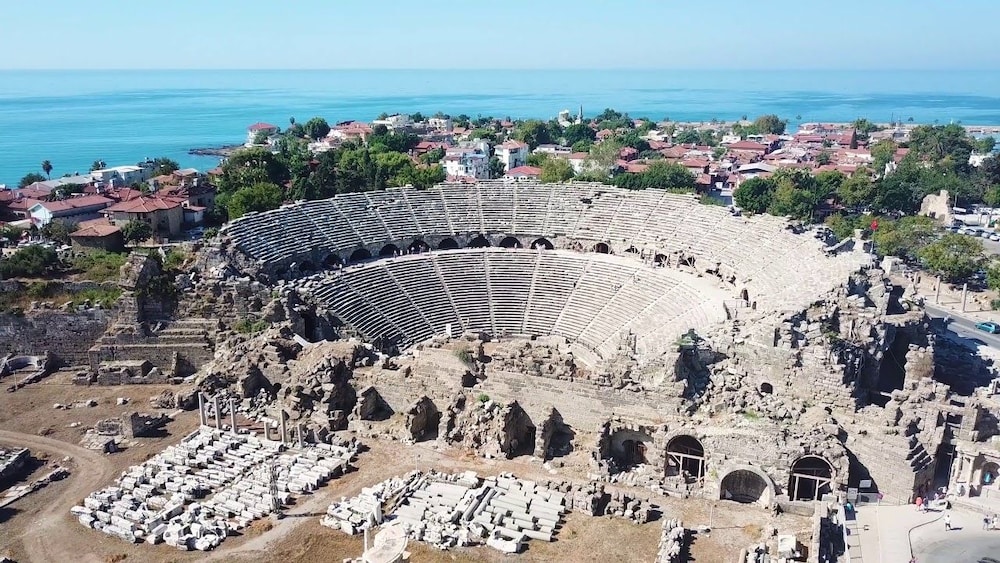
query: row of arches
[
  {"left": 294, "top": 236, "right": 559, "bottom": 274},
  {"left": 611, "top": 433, "right": 835, "bottom": 503}
]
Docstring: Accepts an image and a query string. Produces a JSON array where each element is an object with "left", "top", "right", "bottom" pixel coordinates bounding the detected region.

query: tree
[
  {"left": 752, "top": 114, "right": 787, "bottom": 135},
  {"left": 586, "top": 140, "right": 622, "bottom": 170},
  {"left": 488, "top": 157, "right": 506, "bottom": 179},
  {"left": 217, "top": 146, "right": 290, "bottom": 196},
  {"left": 870, "top": 139, "right": 897, "bottom": 173},
  {"left": 836, "top": 171, "right": 876, "bottom": 208},
  {"left": 0, "top": 225, "right": 24, "bottom": 243},
  {"left": 918, "top": 233, "right": 985, "bottom": 282},
  {"left": 733, "top": 177, "right": 776, "bottom": 214},
  {"left": 815, "top": 151, "right": 832, "bottom": 165},
  {"left": 303, "top": 117, "right": 331, "bottom": 140},
  {"left": 121, "top": 219, "right": 153, "bottom": 244},
  {"left": 420, "top": 147, "right": 445, "bottom": 165},
  {"left": 540, "top": 158, "right": 575, "bottom": 183},
  {"left": 514, "top": 120, "right": 553, "bottom": 149},
  {"left": 872, "top": 216, "right": 937, "bottom": 260},
  {"left": 526, "top": 152, "right": 550, "bottom": 167},
  {"left": 986, "top": 258, "right": 1000, "bottom": 291},
  {"left": 976, "top": 136, "right": 996, "bottom": 154},
  {"left": 767, "top": 179, "right": 816, "bottom": 220},
  {"left": 0, "top": 245, "right": 59, "bottom": 279},
  {"left": 908, "top": 124, "right": 974, "bottom": 173},
  {"left": 614, "top": 161, "right": 696, "bottom": 191},
  {"left": 563, "top": 123, "right": 596, "bottom": 146},
  {"left": 411, "top": 112, "right": 424, "bottom": 123},
  {"left": 152, "top": 157, "right": 179, "bottom": 176},
  {"left": 39, "top": 220, "right": 75, "bottom": 245},
  {"left": 399, "top": 165, "right": 446, "bottom": 190},
  {"left": 89, "top": 160, "right": 106, "bottom": 172},
  {"left": 571, "top": 140, "right": 593, "bottom": 153},
  {"left": 226, "top": 182, "right": 285, "bottom": 219},
  {"left": 19, "top": 172, "right": 47, "bottom": 188},
  {"left": 984, "top": 185, "right": 1000, "bottom": 208},
  {"left": 41, "top": 160, "right": 53, "bottom": 179}
]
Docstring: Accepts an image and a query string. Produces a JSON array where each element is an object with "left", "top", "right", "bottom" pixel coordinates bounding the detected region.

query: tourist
[
  {"left": 944, "top": 513, "right": 952, "bottom": 531},
  {"left": 992, "top": 514, "right": 998, "bottom": 530},
  {"left": 915, "top": 496, "right": 923, "bottom": 512},
  {"left": 984, "top": 515, "right": 990, "bottom": 530}
]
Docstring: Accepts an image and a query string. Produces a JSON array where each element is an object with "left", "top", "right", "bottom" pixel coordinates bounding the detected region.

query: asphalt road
[
  {"left": 914, "top": 530, "right": 1000, "bottom": 563},
  {"left": 924, "top": 303, "right": 1000, "bottom": 350}
]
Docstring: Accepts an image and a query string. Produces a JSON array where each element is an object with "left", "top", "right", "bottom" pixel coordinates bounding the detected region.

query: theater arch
[
  {"left": 531, "top": 237, "right": 554, "bottom": 250},
  {"left": 408, "top": 239, "right": 430, "bottom": 254},
  {"left": 298, "top": 260, "right": 316, "bottom": 273},
  {"left": 379, "top": 244, "right": 400, "bottom": 257},
  {"left": 349, "top": 248, "right": 372, "bottom": 263},
  {"left": 499, "top": 236, "right": 522, "bottom": 248},
  {"left": 322, "top": 254, "right": 342, "bottom": 268},
  {"left": 609, "top": 429, "right": 653, "bottom": 470},
  {"left": 789, "top": 456, "right": 834, "bottom": 501},
  {"left": 593, "top": 242, "right": 610, "bottom": 254},
  {"left": 438, "top": 237, "right": 459, "bottom": 250},
  {"left": 719, "top": 466, "right": 774, "bottom": 506},
  {"left": 760, "top": 382, "right": 773, "bottom": 394},
  {"left": 469, "top": 235, "right": 491, "bottom": 248},
  {"left": 666, "top": 435, "right": 706, "bottom": 482}
]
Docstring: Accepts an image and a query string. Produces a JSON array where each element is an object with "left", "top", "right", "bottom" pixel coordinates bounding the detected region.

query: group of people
[{"left": 983, "top": 513, "right": 999, "bottom": 531}]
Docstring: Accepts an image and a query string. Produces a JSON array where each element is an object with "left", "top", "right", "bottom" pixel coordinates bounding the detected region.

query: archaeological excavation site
[{"left": 3, "top": 181, "right": 1000, "bottom": 563}]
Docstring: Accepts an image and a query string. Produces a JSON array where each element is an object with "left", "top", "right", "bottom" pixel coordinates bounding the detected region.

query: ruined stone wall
[{"left": 0, "top": 309, "right": 111, "bottom": 366}]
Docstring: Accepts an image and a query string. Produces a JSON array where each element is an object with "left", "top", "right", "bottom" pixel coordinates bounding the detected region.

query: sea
[{"left": 3, "top": 69, "right": 1000, "bottom": 186}]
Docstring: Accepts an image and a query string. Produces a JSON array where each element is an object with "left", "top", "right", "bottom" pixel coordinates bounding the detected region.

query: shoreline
[{"left": 188, "top": 144, "right": 243, "bottom": 158}]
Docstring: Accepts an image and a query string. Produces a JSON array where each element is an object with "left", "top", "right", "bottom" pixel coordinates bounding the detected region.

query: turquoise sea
[{"left": 3, "top": 69, "right": 1000, "bottom": 186}]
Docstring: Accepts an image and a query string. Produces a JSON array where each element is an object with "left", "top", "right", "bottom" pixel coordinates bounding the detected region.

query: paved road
[
  {"left": 925, "top": 303, "right": 1000, "bottom": 350},
  {"left": 0, "top": 429, "right": 114, "bottom": 563},
  {"left": 913, "top": 528, "right": 1000, "bottom": 563}
]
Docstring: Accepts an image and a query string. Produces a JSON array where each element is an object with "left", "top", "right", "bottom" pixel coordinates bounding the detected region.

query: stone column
[
  {"left": 229, "top": 398, "right": 238, "bottom": 435},
  {"left": 198, "top": 393, "right": 206, "bottom": 427},
  {"left": 935, "top": 277, "right": 942, "bottom": 304},
  {"left": 962, "top": 283, "right": 968, "bottom": 313},
  {"left": 279, "top": 410, "right": 287, "bottom": 445},
  {"left": 297, "top": 423, "right": 305, "bottom": 448},
  {"left": 213, "top": 395, "right": 222, "bottom": 430}
]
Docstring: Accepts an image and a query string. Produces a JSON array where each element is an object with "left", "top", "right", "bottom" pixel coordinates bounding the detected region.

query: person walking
[
  {"left": 984, "top": 515, "right": 991, "bottom": 530},
  {"left": 944, "top": 512, "right": 952, "bottom": 531},
  {"left": 915, "top": 496, "right": 923, "bottom": 512}
]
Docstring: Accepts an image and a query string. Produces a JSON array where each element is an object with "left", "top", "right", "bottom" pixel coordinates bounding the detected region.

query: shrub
[
  {"left": 163, "top": 248, "right": 188, "bottom": 272},
  {"left": 454, "top": 348, "right": 475, "bottom": 366},
  {"left": 73, "top": 250, "right": 127, "bottom": 282},
  {"left": 70, "top": 287, "right": 122, "bottom": 309},
  {"left": 991, "top": 298, "right": 1000, "bottom": 311},
  {"left": 477, "top": 393, "right": 490, "bottom": 403},
  {"left": 0, "top": 245, "right": 59, "bottom": 278},
  {"left": 234, "top": 318, "right": 269, "bottom": 334},
  {"left": 26, "top": 280, "right": 59, "bottom": 298}
]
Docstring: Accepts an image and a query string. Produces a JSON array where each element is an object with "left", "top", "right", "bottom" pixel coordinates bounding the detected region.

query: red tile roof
[
  {"left": 71, "top": 223, "right": 121, "bottom": 238},
  {"left": 506, "top": 166, "right": 542, "bottom": 177},
  {"left": 36, "top": 195, "right": 114, "bottom": 213},
  {"left": 106, "top": 196, "right": 183, "bottom": 213},
  {"left": 728, "top": 141, "right": 769, "bottom": 151},
  {"left": 248, "top": 122, "right": 278, "bottom": 131}
]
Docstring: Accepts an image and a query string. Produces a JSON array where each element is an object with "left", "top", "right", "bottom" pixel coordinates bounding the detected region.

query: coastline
[{"left": 187, "top": 145, "right": 243, "bottom": 158}]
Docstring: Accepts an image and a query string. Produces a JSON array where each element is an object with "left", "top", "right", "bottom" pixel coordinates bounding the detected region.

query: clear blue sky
[{"left": 2, "top": 0, "right": 997, "bottom": 70}]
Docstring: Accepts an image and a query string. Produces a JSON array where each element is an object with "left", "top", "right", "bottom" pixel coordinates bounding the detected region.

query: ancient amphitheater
[{"left": 40, "top": 180, "right": 997, "bottom": 560}]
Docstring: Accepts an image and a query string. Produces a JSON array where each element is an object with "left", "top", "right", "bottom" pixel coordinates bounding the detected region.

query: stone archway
[
  {"left": 789, "top": 456, "right": 834, "bottom": 501},
  {"left": 469, "top": 235, "right": 491, "bottom": 248},
  {"left": 982, "top": 461, "right": 999, "bottom": 486},
  {"left": 654, "top": 253, "right": 668, "bottom": 266},
  {"left": 609, "top": 429, "right": 653, "bottom": 470},
  {"left": 408, "top": 239, "right": 430, "bottom": 254},
  {"left": 499, "top": 236, "right": 522, "bottom": 249},
  {"left": 298, "top": 260, "right": 316, "bottom": 273},
  {"left": 760, "top": 382, "right": 773, "bottom": 394},
  {"left": 438, "top": 237, "right": 459, "bottom": 250},
  {"left": 349, "top": 248, "right": 372, "bottom": 263},
  {"left": 625, "top": 246, "right": 639, "bottom": 255},
  {"left": 666, "top": 434, "right": 706, "bottom": 482},
  {"left": 323, "top": 254, "right": 342, "bottom": 268},
  {"left": 719, "top": 466, "right": 775, "bottom": 506},
  {"left": 593, "top": 242, "right": 610, "bottom": 254},
  {"left": 379, "top": 243, "right": 400, "bottom": 257},
  {"left": 531, "top": 237, "right": 554, "bottom": 250}
]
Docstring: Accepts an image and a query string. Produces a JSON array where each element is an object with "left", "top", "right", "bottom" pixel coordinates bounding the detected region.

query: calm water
[{"left": 2, "top": 69, "right": 1000, "bottom": 185}]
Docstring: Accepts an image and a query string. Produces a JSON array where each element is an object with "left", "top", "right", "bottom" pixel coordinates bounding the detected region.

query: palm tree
[
  {"left": 41, "top": 160, "right": 52, "bottom": 179},
  {"left": 90, "top": 160, "right": 106, "bottom": 172}
]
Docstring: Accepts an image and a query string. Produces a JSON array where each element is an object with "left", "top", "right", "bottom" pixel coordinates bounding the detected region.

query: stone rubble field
[{"left": 71, "top": 427, "right": 357, "bottom": 551}]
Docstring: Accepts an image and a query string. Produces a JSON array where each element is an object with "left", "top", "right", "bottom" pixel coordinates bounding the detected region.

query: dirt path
[{"left": 0, "top": 429, "right": 115, "bottom": 563}]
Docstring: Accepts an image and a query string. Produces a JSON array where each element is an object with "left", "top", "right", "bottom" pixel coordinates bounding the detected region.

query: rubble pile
[
  {"left": 655, "top": 518, "right": 687, "bottom": 563},
  {"left": 322, "top": 471, "right": 566, "bottom": 553},
  {"left": 72, "top": 428, "right": 357, "bottom": 550},
  {"left": 542, "top": 480, "right": 656, "bottom": 524}
]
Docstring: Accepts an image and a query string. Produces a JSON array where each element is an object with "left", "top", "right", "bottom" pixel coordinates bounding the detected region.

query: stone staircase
[{"left": 89, "top": 318, "right": 218, "bottom": 378}]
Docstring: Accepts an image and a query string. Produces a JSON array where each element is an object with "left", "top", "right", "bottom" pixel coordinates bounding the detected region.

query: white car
[{"left": 990, "top": 234, "right": 1000, "bottom": 242}]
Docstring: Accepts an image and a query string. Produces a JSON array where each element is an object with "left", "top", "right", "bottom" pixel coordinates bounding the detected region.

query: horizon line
[{"left": 0, "top": 67, "right": 995, "bottom": 72}]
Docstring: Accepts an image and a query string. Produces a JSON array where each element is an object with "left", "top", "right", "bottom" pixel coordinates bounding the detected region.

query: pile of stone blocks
[
  {"left": 72, "top": 428, "right": 356, "bottom": 550},
  {"left": 543, "top": 479, "right": 655, "bottom": 524},
  {"left": 322, "top": 471, "right": 565, "bottom": 553},
  {"left": 655, "top": 518, "right": 686, "bottom": 563}
]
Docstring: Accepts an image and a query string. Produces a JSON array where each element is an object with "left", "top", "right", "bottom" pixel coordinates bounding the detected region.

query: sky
[{"left": 2, "top": 0, "right": 998, "bottom": 70}]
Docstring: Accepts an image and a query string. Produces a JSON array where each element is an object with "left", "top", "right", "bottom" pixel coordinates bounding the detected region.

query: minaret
[{"left": 578, "top": 105, "right": 584, "bottom": 123}]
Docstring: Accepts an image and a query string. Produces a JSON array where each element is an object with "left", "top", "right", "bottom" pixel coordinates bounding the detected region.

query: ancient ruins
[{"left": 1, "top": 180, "right": 997, "bottom": 560}]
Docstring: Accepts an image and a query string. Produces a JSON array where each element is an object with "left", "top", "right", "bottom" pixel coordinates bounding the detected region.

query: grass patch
[
  {"left": 73, "top": 250, "right": 127, "bottom": 282},
  {"left": 742, "top": 410, "right": 760, "bottom": 421},
  {"left": 454, "top": 348, "right": 475, "bottom": 366},
  {"left": 163, "top": 247, "right": 189, "bottom": 272},
  {"left": 699, "top": 194, "right": 727, "bottom": 206},
  {"left": 70, "top": 287, "right": 122, "bottom": 308},
  {"left": 234, "top": 318, "right": 269, "bottom": 334}
]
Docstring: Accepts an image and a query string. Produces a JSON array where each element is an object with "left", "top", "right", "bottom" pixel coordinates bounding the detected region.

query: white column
[
  {"left": 197, "top": 393, "right": 206, "bottom": 427},
  {"left": 279, "top": 410, "right": 287, "bottom": 445},
  {"left": 229, "top": 397, "right": 238, "bottom": 434},
  {"left": 213, "top": 395, "right": 222, "bottom": 430}
]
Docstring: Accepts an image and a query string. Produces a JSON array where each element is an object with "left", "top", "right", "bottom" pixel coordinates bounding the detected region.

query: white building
[
  {"left": 91, "top": 165, "right": 151, "bottom": 187},
  {"left": 444, "top": 147, "right": 489, "bottom": 179},
  {"left": 495, "top": 140, "right": 529, "bottom": 172},
  {"left": 372, "top": 114, "right": 412, "bottom": 130},
  {"left": 246, "top": 122, "right": 279, "bottom": 146},
  {"left": 428, "top": 117, "right": 453, "bottom": 131}
]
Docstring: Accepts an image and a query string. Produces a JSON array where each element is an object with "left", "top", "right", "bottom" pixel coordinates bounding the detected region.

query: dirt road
[{"left": 0, "top": 429, "right": 115, "bottom": 563}]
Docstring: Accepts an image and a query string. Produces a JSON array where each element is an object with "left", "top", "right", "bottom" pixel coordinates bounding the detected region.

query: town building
[
  {"left": 28, "top": 195, "right": 115, "bottom": 227},
  {"left": 69, "top": 219, "right": 124, "bottom": 252},
  {"left": 444, "top": 147, "right": 489, "bottom": 180},
  {"left": 246, "top": 122, "right": 279, "bottom": 146},
  {"left": 504, "top": 165, "right": 542, "bottom": 182},
  {"left": 105, "top": 196, "right": 184, "bottom": 236},
  {"left": 372, "top": 114, "right": 412, "bottom": 131},
  {"left": 495, "top": 140, "right": 529, "bottom": 172},
  {"left": 91, "top": 165, "right": 152, "bottom": 187}
]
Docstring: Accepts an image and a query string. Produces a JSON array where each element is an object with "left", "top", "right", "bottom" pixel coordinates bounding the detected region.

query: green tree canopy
[
  {"left": 733, "top": 177, "right": 775, "bottom": 214},
  {"left": 488, "top": 157, "right": 506, "bottom": 179},
  {"left": 41, "top": 160, "right": 53, "bottom": 179},
  {"left": 872, "top": 216, "right": 938, "bottom": 260},
  {"left": 614, "top": 161, "right": 696, "bottom": 191},
  {"left": 217, "top": 147, "right": 290, "bottom": 196},
  {"left": 89, "top": 160, "right": 107, "bottom": 172},
  {"left": 918, "top": 233, "right": 985, "bottom": 282},
  {"left": 121, "top": 219, "right": 153, "bottom": 244},
  {"left": 41, "top": 220, "right": 76, "bottom": 245},
  {"left": 226, "top": 182, "right": 285, "bottom": 219},
  {"left": 836, "top": 171, "right": 877, "bottom": 208},
  {"left": 752, "top": 114, "right": 787, "bottom": 135},
  {"left": 303, "top": 117, "right": 331, "bottom": 140},
  {"left": 152, "top": 157, "right": 180, "bottom": 176},
  {"left": 514, "top": 120, "right": 554, "bottom": 149},
  {"left": 540, "top": 158, "right": 575, "bottom": 183},
  {"left": 0, "top": 245, "right": 59, "bottom": 278},
  {"left": 975, "top": 136, "right": 996, "bottom": 154},
  {"left": 563, "top": 123, "right": 596, "bottom": 146},
  {"left": 19, "top": 172, "right": 46, "bottom": 188}
]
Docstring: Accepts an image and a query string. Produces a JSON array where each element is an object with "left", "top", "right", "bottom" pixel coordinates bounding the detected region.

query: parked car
[
  {"left": 975, "top": 321, "right": 1000, "bottom": 334},
  {"left": 990, "top": 234, "right": 1000, "bottom": 242}
]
